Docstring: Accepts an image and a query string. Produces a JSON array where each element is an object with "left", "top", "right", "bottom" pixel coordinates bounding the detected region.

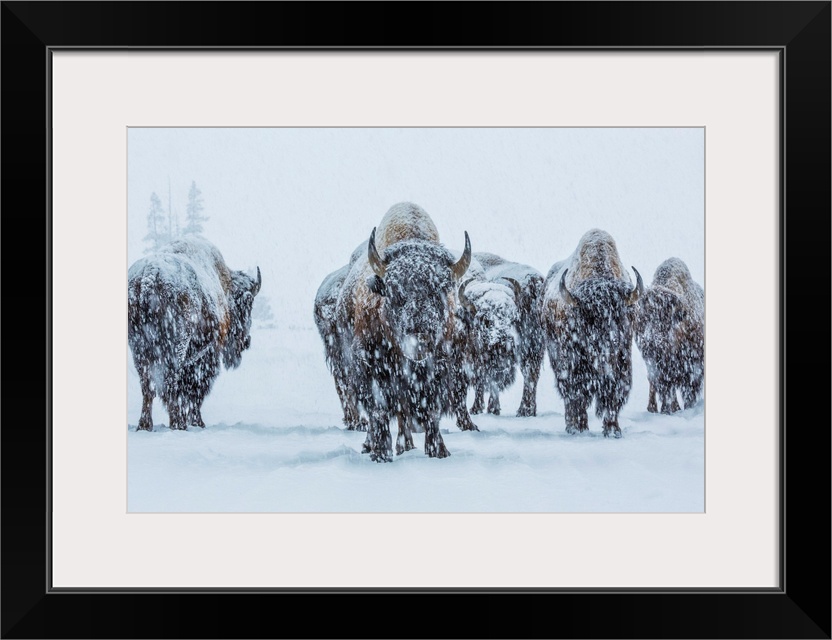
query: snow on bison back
[{"left": 128, "top": 236, "right": 261, "bottom": 431}]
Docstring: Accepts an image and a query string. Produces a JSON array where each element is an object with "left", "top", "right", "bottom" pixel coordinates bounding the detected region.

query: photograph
[{"left": 126, "top": 126, "right": 705, "bottom": 513}]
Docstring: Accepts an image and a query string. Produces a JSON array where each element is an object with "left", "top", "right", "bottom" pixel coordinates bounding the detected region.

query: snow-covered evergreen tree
[
  {"left": 252, "top": 294, "right": 276, "bottom": 329},
  {"left": 143, "top": 192, "right": 169, "bottom": 253},
  {"left": 183, "top": 181, "right": 209, "bottom": 235}
]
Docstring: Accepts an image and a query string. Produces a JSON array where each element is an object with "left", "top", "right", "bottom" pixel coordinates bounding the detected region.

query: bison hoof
[
  {"left": 604, "top": 428, "right": 622, "bottom": 439},
  {"left": 470, "top": 405, "right": 483, "bottom": 415},
  {"left": 136, "top": 423, "right": 153, "bottom": 432},
  {"left": 361, "top": 442, "right": 371, "bottom": 454},
  {"left": 370, "top": 450, "right": 393, "bottom": 463},
  {"left": 426, "top": 442, "right": 451, "bottom": 458},
  {"left": 458, "top": 420, "right": 479, "bottom": 432},
  {"left": 488, "top": 408, "right": 500, "bottom": 416},
  {"left": 516, "top": 406, "right": 536, "bottom": 417},
  {"left": 647, "top": 404, "right": 658, "bottom": 413}
]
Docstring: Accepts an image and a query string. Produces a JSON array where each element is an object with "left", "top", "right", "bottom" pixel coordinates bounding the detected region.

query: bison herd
[{"left": 128, "top": 202, "right": 705, "bottom": 463}]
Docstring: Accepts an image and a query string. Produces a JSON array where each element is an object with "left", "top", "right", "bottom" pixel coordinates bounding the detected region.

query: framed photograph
[{"left": 4, "top": 2, "right": 829, "bottom": 638}]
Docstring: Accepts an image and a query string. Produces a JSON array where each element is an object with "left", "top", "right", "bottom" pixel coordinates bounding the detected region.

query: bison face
[
  {"left": 562, "top": 277, "right": 639, "bottom": 383},
  {"left": 367, "top": 228, "right": 471, "bottom": 363},
  {"left": 223, "top": 267, "right": 261, "bottom": 369},
  {"left": 460, "top": 281, "right": 519, "bottom": 388}
]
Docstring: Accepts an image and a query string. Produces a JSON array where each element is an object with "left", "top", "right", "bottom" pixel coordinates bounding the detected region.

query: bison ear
[{"left": 367, "top": 275, "right": 386, "bottom": 297}]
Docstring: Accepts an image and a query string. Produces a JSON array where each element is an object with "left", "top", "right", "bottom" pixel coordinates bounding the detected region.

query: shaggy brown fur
[
  {"left": 335, "top": 202, "right": 470, "bottom": 462},
  {"left": 634, "top": 257, "right": 704, "bottom": 413},
  {"left": 541, "top": 229, "right": 642, "bottom": 438},
  {"left": 128, "top": 237, "right": 261, "bottom": 431}
]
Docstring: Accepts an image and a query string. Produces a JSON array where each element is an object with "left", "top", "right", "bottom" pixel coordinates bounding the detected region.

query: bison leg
[
  {"left": 189, "top": 406, "right": 205, "bottom": 428},
  {"left": 564, "top": 398, "right": 589, "bottom": 435},
  {"left": 487, "top": 390, "right": 501, "bottom": 416},
  {"left": 470, "top": 382, "right": 485, "bottom": 415},
  {"left": 682, "top": 379, "right": 702, "bottom": 410},
  {"left": 335, "top": 371, "right": 367, "bottom": 431},
  {"left": 455, "top": 400, "right": 479, "bottom": 431},
  {"left": 647, "top": 382, "right": 658, "bottom": 413},
  {"left": 366, "top": 407, "right": 393, "bottom": 463},
  {"left": 167, "top": 403, "right": 188, "bottom": 430},
  {"left": 452, "top": 370, "right": 478, "bottom": 432},
  {"left": 137, "top": 367, "right": 154, "bottom": 432},
  {"left": 395, "top": 413, "right": 416, "bottom": 455},
  {"left": 516, "top": 351, "right": 542, "bottom": 417},
  {"left": 658, "top": 385, "right": 678, "bottom": 415},
  {"left": 424, "top": 415, "right": 450, "bottom": 459},
  {"left": 602, "top": 415, "right": 622, "bottom": 439}
]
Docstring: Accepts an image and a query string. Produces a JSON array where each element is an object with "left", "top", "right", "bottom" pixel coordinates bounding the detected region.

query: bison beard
[{"left": 128, "top": 238, "right": 260, "bottom": 431}]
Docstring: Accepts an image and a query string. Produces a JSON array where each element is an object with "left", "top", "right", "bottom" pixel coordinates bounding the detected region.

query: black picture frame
[{"left": 2, "top": 2, "right": 829, "bottom": 638}]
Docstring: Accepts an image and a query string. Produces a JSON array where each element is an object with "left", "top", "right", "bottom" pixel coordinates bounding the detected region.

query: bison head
[
  {"left": 223, "top": 266, "right": 261, "bottom": 369},
  {"left": 367, "top": 227, "right": 471, "bottom": 362},
  {"left": 459, "top": 279, "right": 519, "bottom": 389},
  {"left": 559, "top": 267, "right": 643, "bottom": 381}
]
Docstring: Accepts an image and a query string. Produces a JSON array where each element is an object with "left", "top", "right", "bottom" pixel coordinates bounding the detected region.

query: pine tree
[
  {"left": 252, "top": 294, "right": 276, "bottom": 329},
  {"left": 167, "top": 178, "right": 179, "bottom": 240},
  {"left": 143, "top": 192, "right": 169, "bottom": 253},
  {"left": 183, "top": 181, "right": 208, "bottom": 235}
]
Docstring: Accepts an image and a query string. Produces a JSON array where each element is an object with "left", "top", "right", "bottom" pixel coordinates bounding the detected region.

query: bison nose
[{"left": 243, "top": 336, "right": 251, "bottom": 350}]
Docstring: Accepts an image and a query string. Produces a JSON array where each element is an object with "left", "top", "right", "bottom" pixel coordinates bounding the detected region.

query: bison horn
[
  {"left": 451, "top": 231, "right": 472, "bottom": 279},
  {"left": 628, "top": 266, "right": 644, "bottom": 305},
  {"left": 502, "top": 277, "right": 523, "bottom": 300},
  {"left": 368, "top": 227, "right": 386, "bottom": 278},
  {"left": 252, "top": 266, "right": 262, "bottom": 296},
  {"left": 559, "top": 269, "right": 578, "bottom": 306},
  {"left": 458, "top": 280, "right": 477, "bottom": 314}
]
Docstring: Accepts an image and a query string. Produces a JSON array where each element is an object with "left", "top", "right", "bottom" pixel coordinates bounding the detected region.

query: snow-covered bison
[
  {"left": 313, "top": 263, "right": 366, "bottom": 431},
  {"left": 454, "top": 268, "right": 519, "bottom": 419},
  {"left": 474, "top": 252, "right": 545, "bottom": 416},
  {"left": 634, "top": 257, "right": 704, "bottom": 413},
  {"left": 541, "top": 229, "right": 642, "bottom": 438},
  {"left": 336, "top": 202, "right": 471, "bottom": 462},
  {"left": 128, "top": 237, "right": 261, "bottom": 431}
]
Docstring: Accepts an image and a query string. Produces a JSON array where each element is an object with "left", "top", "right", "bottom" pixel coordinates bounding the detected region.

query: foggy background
[{"left": 127, "top": 127, "right": 704, "bottom": 330}]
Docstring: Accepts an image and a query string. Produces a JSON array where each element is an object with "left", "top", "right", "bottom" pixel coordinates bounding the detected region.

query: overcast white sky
[{"left": 127, "top": 127, "right": 704, "bottom": 327}]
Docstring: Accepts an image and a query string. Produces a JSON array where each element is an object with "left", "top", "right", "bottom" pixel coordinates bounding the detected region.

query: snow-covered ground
[{"left": 127, "top": 323, "right": 704, "bottom": 513}]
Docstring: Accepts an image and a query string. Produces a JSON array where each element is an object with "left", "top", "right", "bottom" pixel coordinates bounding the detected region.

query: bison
[
  {"left": 474, "top": 252, "right": 545, "bottom": 416},
  {"left": 313, "top": 263, "right": 367, "bottom": 431},
  {"left": 541, "top": 229, "right": 642, "bottom": 438},
  {"left": 128, "top": 237, "right": 261, "bottom": 431},
  {"left": 335, "top": 202, "right": 471, "bottom": 462},
  {"left": 634, "top": 257, "right": 704, "bottom": 413},
  {"left": 454, "top": 270, "right": 519, "bottom": 419}
]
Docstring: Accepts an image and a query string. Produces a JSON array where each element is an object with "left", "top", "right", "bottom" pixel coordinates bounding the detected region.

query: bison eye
[{"left": 367, "top": 275, "right": 386, "bottom": 297}]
